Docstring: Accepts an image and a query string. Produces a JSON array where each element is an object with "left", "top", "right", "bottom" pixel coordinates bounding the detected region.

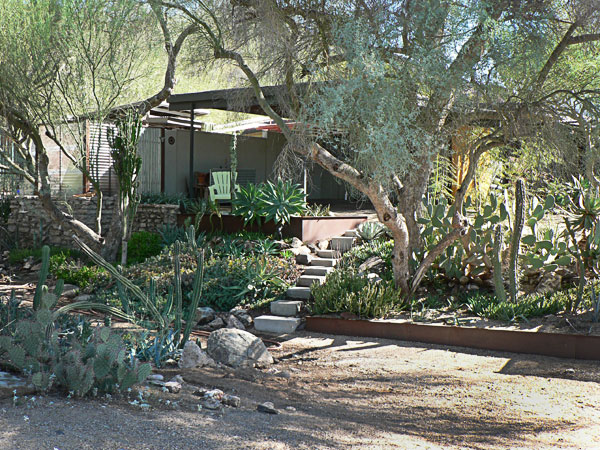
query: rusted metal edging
[{"left": 305, "top": 317, "right": 600, "bottom": 361}]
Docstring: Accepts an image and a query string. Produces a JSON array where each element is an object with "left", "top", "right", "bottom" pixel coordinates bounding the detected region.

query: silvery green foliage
[{"left": 301, "top": 19, "right": 442, "bottom": 184}]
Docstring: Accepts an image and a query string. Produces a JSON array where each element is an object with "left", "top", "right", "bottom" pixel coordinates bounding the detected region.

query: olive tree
[
  {"left": 0, "top": 0, "right": 195, "bottom": 258},
  {"left": 163, "top": 0, "right": 600, "bottom": 293}
]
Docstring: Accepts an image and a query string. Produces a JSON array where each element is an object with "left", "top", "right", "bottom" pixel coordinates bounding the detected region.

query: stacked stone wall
[{"left": 6, "top": 196, "right": 179, "bottom": 249}]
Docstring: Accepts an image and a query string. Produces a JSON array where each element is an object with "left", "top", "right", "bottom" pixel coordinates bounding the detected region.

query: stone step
[
  {"left": 303, "top": 266, "right": 333, "bottom": 276},
  {"left": 296, "top": 275, "right": 326, "bottom": 287},
  {"left": 287, "top": 286, "right": 312, "bottom": 299},
  {"left": 270, "top": 300, "right": 303, "bottom": 317},
  {"left": 310, "top": 257, "right": 337, "bottom": 267},
  {"left": 344, "top": 229, "right": 359, "bottom": 238},
  {"left": 254, "top": 316, "right": 301, "bottom": 334},
  {"left": 330, "top": 236, "right": 355, "bottom": 253},
  {"left": 316, "top": 249, "right": 340, "bottom": 259}
]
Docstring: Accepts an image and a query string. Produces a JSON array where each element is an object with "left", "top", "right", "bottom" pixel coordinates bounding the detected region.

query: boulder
[
  {"left": 207, "top": 328, "right": 273, "bottom": 368},
  {"left": 195, "top": 306, "right": 216, "bottom": 325},
  {"left": 207, "top": 317, "right": 225, "bottom": 330},
  {"left": 290, "top": 237, "right": 303, "bottom": 248},
  {"left": 178, "top": 341, "right": 216, "bottom": 369}
]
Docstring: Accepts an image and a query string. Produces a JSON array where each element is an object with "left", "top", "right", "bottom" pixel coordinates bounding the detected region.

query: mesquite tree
[
  {"left": 163, "top": 0, "right": 600, "bottom": 294},
  {"left": 0, "top": 0, "right": 195, "bottom": 257},
  {"left": 108, "top": 112, "right": 143, "bottom": 266}
]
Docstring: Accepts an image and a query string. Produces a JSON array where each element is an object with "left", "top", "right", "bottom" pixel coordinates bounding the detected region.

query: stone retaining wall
[{"left": 6, "top": 196, "right": 179, "bottom": 249}]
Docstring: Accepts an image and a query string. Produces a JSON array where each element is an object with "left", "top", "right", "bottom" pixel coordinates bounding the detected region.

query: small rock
[
  {"left": 30, "top": 263, "right": 42, "bottom": 272},
  {"left": 316, "top": 240, "right": 329, "bottom": 251},
  {"left": 169, "top": 375, "right": 184, "bottom": 384},
  {"left": 257, "top": 402, "right": 278, "bottom": 414},
  {"left": 290, "top": 237, "right": 303, "bottom": 248},
  {"left": 275, "top": 370, "right": 291, "bottom": 379},
  {"left": 74, "top": 294, "right": 94, "bottom": 302},
  {"left": 62, "top": 289, "right": 79, "bottom": 299},
  {"left": 366, "top": 272, "right": 382, "bottom": 283},
  {"left": 285, "top": 406, "right": 296, "bottom": 412},
  {"left": 207, "top": 317, "right": 225, "bottom": 330},
  {"left": 222, "top": 394, "right": 241, "bottom": 407},
  {"left": 459, "top": 276, "right": 470, "bottom": 285},
  {"left": 203, "top": 398, "right": 221, "bottom": 410},
  {"left": 178, "top": 341, "right": 216, "bottom": 369},
  {"left": 204, "top": 389, "right": 224, "bottom": 401},
  {"left": 195, "top": 306, "right": 216, "bottom": 325},
  {"left": 231, "top": 309, "right": 253, "bottom": 328},
  {"left": 146, "top": 374, "right": 164, "bottom": 382},
  {"left": 164, "top": 381, "right": 181, "bottom": 393},
  {"left": 466, "top": 284, "right": 479, "bottom": 291},
  {"left": 227, "top": 315, "right": 245, "bottom": 330},
  {"left": 565, "top": 368, "right": 575, "bottom": 375}
]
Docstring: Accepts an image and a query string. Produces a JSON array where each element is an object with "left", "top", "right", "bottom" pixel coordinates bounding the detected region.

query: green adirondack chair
[{"left": 208, "top": 171, "right": 240, "bottom": 202}]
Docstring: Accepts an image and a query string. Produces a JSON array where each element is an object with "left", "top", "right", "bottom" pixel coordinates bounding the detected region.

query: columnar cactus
[
  {"left": 509, "top": 179, "right": 525, "bottom": 303},
  {"left": 492, "top": 224, "right": 507, "bottom": 303}
]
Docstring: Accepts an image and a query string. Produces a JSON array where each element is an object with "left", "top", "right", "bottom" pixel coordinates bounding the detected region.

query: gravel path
[{"left": 1, "top": 331, "right": 599, "bottom": 450}]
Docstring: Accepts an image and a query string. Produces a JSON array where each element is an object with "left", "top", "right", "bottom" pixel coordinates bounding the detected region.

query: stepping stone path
[{"left": 254, "top": 228, "right": 360, "bottom": 335}]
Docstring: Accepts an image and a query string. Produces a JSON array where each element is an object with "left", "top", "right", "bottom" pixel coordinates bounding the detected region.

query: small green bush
[
  {"left": 49, "top": 252, "right": 105, "bottom": 289},
  {"left": 311, "top": 269, "right": 405, "bottom": 318},
  {"left": 127, "top": 231, "right": 163, "bottom": 265}
]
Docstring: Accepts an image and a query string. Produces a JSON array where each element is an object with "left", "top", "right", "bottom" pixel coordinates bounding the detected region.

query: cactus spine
[
  {"left": 509, "top": 179, "right": 525, "bottom": 303},
  {"left": 492, "top": 224, "right": 507, "bottom": 303}
]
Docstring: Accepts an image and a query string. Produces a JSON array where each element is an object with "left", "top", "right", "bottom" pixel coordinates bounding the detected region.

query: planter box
[
  {"left": 177, "top": 214, "right": 368, "bottom": 243},
  {"left": 305, "top": 316, "right": 600, "bottom": 361}
]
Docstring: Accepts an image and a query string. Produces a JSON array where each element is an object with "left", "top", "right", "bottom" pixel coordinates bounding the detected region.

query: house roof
[{"left": 168, "top": 83, "right": 310, "bottom": 115}]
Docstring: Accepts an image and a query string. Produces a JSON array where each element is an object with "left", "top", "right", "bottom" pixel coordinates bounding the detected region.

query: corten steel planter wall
[
  {"left": 305, "top": 317, "right": 600, "bottom": 361},
  {"left": 177, "top": 214, "right": 368, "bottom": 243}
]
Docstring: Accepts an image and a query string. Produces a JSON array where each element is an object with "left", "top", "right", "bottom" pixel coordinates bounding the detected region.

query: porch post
[{"left": 189, "top": 102, "right": 195, "bottom": 198}]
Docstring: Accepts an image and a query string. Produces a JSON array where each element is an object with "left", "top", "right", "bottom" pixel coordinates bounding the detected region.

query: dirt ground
[{"left": 1, "top": 331, "right": 599, "bottom": 450}]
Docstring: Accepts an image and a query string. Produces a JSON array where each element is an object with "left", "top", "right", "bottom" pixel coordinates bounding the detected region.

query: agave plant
[
  {"left": 232, "top": 183, "right": 264, "bottom": 225},
  {"left": 259, "top": 179, "right": 306, "bottom": 226}
]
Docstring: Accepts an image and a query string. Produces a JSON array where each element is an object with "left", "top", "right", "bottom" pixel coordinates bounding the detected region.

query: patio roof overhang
[{"left": 167, "top": 83, "right": 311, "bottom": 116}]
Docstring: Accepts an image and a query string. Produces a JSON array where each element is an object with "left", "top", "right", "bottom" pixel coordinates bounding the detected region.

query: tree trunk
[
  {"left": 100, "top": 200, "right": 122, "bottom": 262},
  {"left": 36, "top": 142, "right": 104, "bottom": 251}
]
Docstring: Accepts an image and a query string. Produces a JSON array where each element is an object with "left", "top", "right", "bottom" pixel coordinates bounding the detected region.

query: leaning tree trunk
[{"left": 100, "top": 200, "right": 123, "bottom": 262}]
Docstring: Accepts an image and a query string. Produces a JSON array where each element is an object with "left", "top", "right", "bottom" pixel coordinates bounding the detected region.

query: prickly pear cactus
[
  {"left": 509, "top": 180, "right": 525, "bottom": 303},
  {"left": 492, "top": 225, "right": 507, "bottom": 303}
]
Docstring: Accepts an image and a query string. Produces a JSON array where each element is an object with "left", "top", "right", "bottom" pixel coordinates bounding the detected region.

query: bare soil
[{"left": 1, "top": 331, "right": 599, "bottom": 450}]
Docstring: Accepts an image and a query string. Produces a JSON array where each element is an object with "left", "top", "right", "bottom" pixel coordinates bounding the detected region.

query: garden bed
[
  {"left": 177, "top": 214, "right": 368, "bottom": 243},
  {"left": 305, "top": 316, "right": 600, "bottom": 360}
]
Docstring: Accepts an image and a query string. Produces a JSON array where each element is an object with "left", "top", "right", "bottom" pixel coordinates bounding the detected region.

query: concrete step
[
  {"left": 287, "top": 286, "right": 312, "bottom": 299},
  {"left": 270, "top": 300, "right": 303, "bottom": 317},
  {"left": 344, "top": 229, "right": 359, "bottom": 238},
  {"left": 303, "top": 266, "right": 333, "bottom": 276},
  {"left": 296, "top": 275, "right": 326, "bottom": 287},
  {"left": 254, "top": 315, "right": 301, "bottom": 334},
  {"left": 316, "top": 249, "right": 340, "bottom": 259},
  {"left": 310, "top": 257, "right": 337, "bottom": 267},
  {"left": 330, "top": 236, "right": 355, "bottom": 253}
]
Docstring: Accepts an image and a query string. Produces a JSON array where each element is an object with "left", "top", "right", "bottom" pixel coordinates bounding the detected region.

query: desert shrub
[
  {"left": 92, "top": 237, "right": 299, "bottom": 314},
  {"left": 311, "top": 268, "right": 405, "bottom": 318},
  {"left": 126, "top": 231, "right": 163, "bottom": 265},
  {"left": 49, "top": 252, "right": 106, "bottom": 289}
]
